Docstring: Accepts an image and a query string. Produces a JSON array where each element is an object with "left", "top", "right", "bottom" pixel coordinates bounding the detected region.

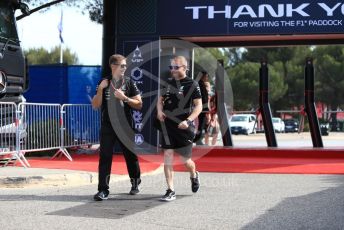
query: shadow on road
[
  {"left": 0, "top": 192, "right": 190, "bottom": 219},
  {"left": 46, "top": 193, "right": 190, "bottom": 219},
  {"left": 242, "top": 176, "right": 344, "bottom": 229}
]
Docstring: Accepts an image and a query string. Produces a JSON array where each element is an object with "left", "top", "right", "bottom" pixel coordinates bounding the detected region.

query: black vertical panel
[
  {"left": 102, "top": 0, "right": 117, "bottom": 78},
  {"left": 304, "top": 58, "right": 323, "bottom": 147},
  {"left": 118, "top": 0, "right": 157, "bottom": 34},
  {"left": 259, "top": 60, "right": 277, "bottom": 147},
  {"left": 215, "top": 60, "right": 233, "bottom": 146}
]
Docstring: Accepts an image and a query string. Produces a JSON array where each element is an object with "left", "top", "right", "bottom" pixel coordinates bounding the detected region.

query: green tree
[
  {"left": 24, "top": 46, "right": 79, "bottom": 64},
  {"left": 193, "top": 47, "right": 243, "bottom": 82},
  {"left": 228, "top": 62, "right": 287, "bottom": 111},
  {"left": 194, "top": 48, "right": 228, "bottom": 82},
  {"left": 313, "top": 45, "right": 344, "bottom": 124},
  {"left": 242, "top": 46, "right": 312, "bottom": 113},
  {"left": 19, "top": 0, "right": 103, "bottom": 23}
]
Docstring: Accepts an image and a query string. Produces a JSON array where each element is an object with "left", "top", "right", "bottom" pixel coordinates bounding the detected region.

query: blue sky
[{"left": 16, "top": 6, "right": 102, "bottom": 65}]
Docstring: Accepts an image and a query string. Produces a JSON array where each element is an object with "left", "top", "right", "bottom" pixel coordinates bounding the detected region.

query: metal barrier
[
  {"left": 0, "top": 102, "right": 28, "bottom": 167},
  {"left": 17, "top": 103, "right": 61, "bottom": 165},
  {"left": 0, "top": 103, "right": 101, "bottom": 167},
  {"left": 53, "top": 104, "right": 100, "bottom": 161}
]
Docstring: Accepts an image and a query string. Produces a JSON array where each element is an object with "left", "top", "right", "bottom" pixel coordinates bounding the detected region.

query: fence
[
  {"left": 53, "top": 104, "right": 100, "bottom": 161},
  {"left": 0, "top": 102, "right": 100, "bottom": 167},
  {"left": 0, "top": 102, "right": 28, "bottom": 167}
]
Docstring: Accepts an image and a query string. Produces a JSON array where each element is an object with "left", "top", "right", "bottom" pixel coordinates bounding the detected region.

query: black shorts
[{"left": 160, "top": 119, "right": 195, "bottom": 158}]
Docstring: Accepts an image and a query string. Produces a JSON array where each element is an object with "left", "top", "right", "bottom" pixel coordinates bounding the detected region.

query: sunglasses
[
  {"left": 169, "top": 65, "right": 185, "bottom": 70},
  {"left": 113, "top": 63, "right": 127, "bottom": 69}
]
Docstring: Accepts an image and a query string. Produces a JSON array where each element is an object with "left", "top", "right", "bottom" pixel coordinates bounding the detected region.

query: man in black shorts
[
  {"left": 156, "top": 56, "right": 202, "bottom": 201},
  {"left": 92, "top": 54, "right": 142, "bottom": 201}
]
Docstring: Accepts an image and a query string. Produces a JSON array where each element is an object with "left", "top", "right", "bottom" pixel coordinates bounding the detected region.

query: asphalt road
[{"left": 1, "top": 172, "right": 344, "bottom": 229}]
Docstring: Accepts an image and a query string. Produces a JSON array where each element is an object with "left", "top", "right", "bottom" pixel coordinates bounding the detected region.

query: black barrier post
[
  {"left": 215, "top": 60, "right": 233, "bottom": 146},
  {"left": 259, "top": 60, "right": 277, "bottom": 147},
  {"left": 304, "top": 58, "right": 323, "bottom": 148}
]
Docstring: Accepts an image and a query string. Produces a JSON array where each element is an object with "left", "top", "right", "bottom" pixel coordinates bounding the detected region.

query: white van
[{"left": 230, "top": 114, "right": 256, "bottom": 135}]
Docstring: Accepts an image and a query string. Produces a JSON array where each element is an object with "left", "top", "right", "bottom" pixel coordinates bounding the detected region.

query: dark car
[{"left": 283, "top": 119, "right": 299, "bottom": 133}]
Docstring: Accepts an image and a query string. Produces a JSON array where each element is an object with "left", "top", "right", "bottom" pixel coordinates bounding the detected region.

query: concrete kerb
[{"left": 0, "top": 164, "right": 164, "bottom": 188}]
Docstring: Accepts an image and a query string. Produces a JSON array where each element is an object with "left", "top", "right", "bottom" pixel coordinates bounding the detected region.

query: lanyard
[{"left": 110, "top": 77, "right": 125, "bottom": 91}]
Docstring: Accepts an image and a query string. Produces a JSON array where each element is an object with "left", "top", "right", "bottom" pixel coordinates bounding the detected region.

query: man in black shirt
[
  {"left": 157, "top": 56, "right": 202, "bottom": 201},
  {"left": 92, "top": 54, "right": 142, "bottom": 201}
]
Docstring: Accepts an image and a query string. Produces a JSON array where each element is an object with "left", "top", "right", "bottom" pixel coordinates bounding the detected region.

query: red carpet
[
  {"left": 173, "top": 147, "right": 344, "bottom": 174},
  {"left": 24, "top": 154, "right": 161, "bottom": 175},
  {"left": 22, "top": 147, "right": 344, "bottom": 175}
]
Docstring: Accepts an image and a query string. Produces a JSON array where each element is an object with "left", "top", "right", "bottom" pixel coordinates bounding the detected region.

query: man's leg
[
  {"left": 164, "top": 149, "right": 174, "bottom": 190},
  {"left": 94, "top": 125, "right": 116, "bottom": 201},
  {"left": 160, "top": 149, "right": 177, "bottom": 201},
  {"left": 120, "top": 141, "right": 141, "bottom": 179},
  {"left": 181, "top": 155, "right": 200, "bottom": 193},
  {"left": 181, "top": 156, "right": 196, "bottom": 178},
  {"left": 119, "top": 141, "right": 141, "bottom": 195}
]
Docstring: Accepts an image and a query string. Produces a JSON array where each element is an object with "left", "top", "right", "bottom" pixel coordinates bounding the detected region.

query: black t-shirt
[
  {"left": 96, "top": 77, "right": 140, "bottom": 127},
  {"left": 161, "top": 76, "right": 202, "bottom": 123}
]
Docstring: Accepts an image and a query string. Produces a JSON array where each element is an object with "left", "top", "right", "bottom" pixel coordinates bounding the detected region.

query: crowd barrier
[
  {"left": 53, "top": 104, "right": 100, "bottom": 161},
  {"left": 0, "top": 102, "right": 28, "bottom": 167},
  {"left": 0, "top": 102, "right": 100, "bottom": 167}
]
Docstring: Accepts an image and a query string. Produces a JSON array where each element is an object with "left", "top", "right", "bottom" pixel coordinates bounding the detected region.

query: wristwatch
[{"left": 186, "top": 118, "right": 193, "bottom": 126}]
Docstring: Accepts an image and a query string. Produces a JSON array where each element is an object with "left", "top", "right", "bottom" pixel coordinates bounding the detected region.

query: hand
[
  {"left": 178, "top": 120, "right": 189, "bottom": 130},
  {"left": 114, "top": 89, "right": 127, "bottom": 100},
  {"left": 99, "top": 79, "right": 109, "bottom": 90},
  {"left": 157, "top": 111, "right": 166, "bottom": 122}
]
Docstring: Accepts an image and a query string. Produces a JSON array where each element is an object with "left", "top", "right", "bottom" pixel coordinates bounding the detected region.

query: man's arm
[
  {"left": 187, "top": 98, "right": 202, "bottom": 121},
  {"left": 178, "top": 98, "right": 202, "bottom": 129},
  {"left": 91, "top": 90, "right": 103, "bottom": 109},
  {"left": 92, "top": 79, "right": 108, "bottom": 109},
  {"left": 124, "top": 94, "right": 142, "bottom": 110},
  {"left": 156, "top": 96, "right": 166, "bottom": 121}
]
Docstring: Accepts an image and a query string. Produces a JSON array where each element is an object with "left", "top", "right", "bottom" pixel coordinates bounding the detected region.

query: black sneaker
[
  {"left": 160, "top": 189, "right": 176, "bottom": 202},
  {"left": 191, "top": 171, "right": 200, "bottom": 193},
  {"left": 129, "top": 178, "right": 141, "bottom": 195},
  {"left": 93, "top": 191, "right": 109, "bottom": 201}
]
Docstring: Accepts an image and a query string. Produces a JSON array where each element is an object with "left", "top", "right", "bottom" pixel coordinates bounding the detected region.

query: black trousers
[{"left": 98, "top": 124, "right": 141, "bottom": 192}]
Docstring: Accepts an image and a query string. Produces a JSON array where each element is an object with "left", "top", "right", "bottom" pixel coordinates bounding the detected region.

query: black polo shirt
[
  {"left": 161, "top": 76, "right": 202, "bottom": 124},
  {"left": 96, "top": 77, "right": 140, "bottom": 128}
]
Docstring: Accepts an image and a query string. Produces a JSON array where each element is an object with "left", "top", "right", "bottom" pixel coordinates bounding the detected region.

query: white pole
[
  {"left": 58, "top": 8, "right": 63, "bottom": 64},
  {"left": 60, "top": 43, "right": 63, "bottom": 64}
]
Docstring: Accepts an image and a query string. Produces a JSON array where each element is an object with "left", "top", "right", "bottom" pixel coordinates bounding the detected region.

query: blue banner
[{"left": 158, "top": 0, "right": 344, "bottom": 36}]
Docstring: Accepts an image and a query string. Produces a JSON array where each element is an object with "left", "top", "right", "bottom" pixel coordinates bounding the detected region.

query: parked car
[
  {"left": 272, "top": 117, "right": 285, "bottom": 133},
  {"left": 284, "top": 119, "right": 299, "bottom": 133},
  {"left": 230, "top": 114, "right": 256, "bottom": 135},
  {"left": 320, "top": 123, "right": 330, "bottom": 136}
]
